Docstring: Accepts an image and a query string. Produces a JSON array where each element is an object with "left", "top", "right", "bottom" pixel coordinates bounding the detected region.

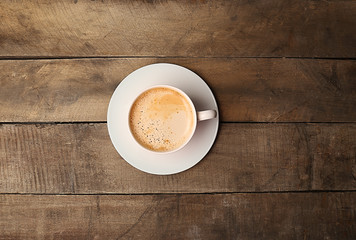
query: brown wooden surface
[
  {"left": 1, "top": 58, "right": 355, "bottom": 122},
  {"left": 1, "top": 193, "right": 355, "bottom": 240},
  {"left": 0, "top": 0, "right": 355, "bottom": 58},
  {"left": 1, "top": 123, "right": 355, "bottom": 194},
  {"left": 1, "top": 0, "right": 355, "bottom": 239}
]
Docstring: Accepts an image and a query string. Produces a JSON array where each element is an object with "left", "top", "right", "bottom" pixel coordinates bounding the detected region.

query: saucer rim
[{"left": 107, "top": 63, "right": 219, "bottom": 175}]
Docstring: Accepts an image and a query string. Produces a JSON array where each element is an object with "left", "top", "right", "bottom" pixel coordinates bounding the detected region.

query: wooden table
[{"left": 1, "top": 1, "right": 355, "bottom": 239}]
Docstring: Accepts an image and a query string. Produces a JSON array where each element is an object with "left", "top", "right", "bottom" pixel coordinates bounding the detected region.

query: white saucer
[{"left": 107, "top": 63, "right": 219, "bottom": 175}]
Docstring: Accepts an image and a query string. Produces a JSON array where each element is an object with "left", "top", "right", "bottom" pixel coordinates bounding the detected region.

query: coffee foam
[{"left": 129, "top": 87, "right": 195, "bottom": 152}]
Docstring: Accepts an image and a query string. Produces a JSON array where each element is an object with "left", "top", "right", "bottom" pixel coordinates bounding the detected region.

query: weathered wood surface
[
  {"left": 1, "top": 193, "right": 355, "bottom": 240},
  {"left": 1, "top": 123, "right": 355, "bottom": 194},
  {"left": 1, "top": 58, "right": 355, "bottom": 122},
  {"left": 0, "top": 0, "right": 355, "bottom": 58},
  {"left": 0, "top": 0, "right": 355, "bottom": 239}
]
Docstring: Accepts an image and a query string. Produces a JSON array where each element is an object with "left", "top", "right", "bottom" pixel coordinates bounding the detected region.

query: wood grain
[
  {"left": 1, "top": 123, "right": 355, "bottom": 194},
  {"left": 1, "top": 1, "right": 354, "bottom": 239},
  {"left": 0, "top": 0, "right": 355, "bottom": 57},
  {"left": 0, "top": 193, "right": 355, "bottom": 239},
  {"left": 1, "top": 58, "right": 355, "bottom": 122}
]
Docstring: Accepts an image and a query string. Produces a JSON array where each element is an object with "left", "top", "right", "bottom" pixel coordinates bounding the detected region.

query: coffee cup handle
[{"left": 197, "top": 110, "right": 217, "bottom": 121}]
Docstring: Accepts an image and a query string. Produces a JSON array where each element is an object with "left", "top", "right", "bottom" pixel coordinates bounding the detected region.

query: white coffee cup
[{"left": 128, "top": 85, "right": 217, "bottom": 154}]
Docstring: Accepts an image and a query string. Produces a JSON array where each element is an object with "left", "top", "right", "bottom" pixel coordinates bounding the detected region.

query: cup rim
[{"left": 128, "top": 85, "right": 197, "bottom": 154}]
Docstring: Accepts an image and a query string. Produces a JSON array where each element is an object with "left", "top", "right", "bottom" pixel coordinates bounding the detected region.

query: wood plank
[
  {"left": 0, "top": 193, "right": 355, "bottom": 239},
  {"left": 1, "top": 123, "right": 355, "bottom": 194},
  {"left": 0, "top": 0, "right": 355, "bottom": 58},
  {"left": 1, "top": 58, "right": 355, "bottom": 122}
]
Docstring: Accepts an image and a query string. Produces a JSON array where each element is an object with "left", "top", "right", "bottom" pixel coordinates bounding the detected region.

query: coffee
[{"left": 129, "top": 87, "right": 195, "bottom": 152}]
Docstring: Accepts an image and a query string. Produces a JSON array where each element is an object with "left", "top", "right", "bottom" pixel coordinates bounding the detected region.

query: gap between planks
[
  {"left": 1, "top": 122, "right": 356, "bottom": 125},
  {"left": 1, "top": 190, "right": 356, "bottom": 196},
  {"left": 0, "top": 56, "right": 355, "bottom": 61}
]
